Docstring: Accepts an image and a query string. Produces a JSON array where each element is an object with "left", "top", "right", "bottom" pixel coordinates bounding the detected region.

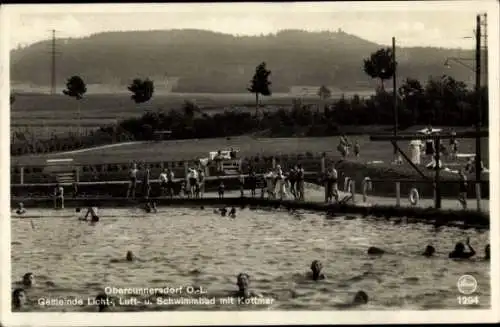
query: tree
[
  {"left": 398, "top": 78, "right": 424, "bottom": 125},
  {"left": 247, "top": 62, "right": 272, "bottom": 115},
  {"left": 128, "top": 78, "right": 154, "bottom": 104},
  {"left": 363, "top": 48, "right": 396, "bottom": 91},
  {"left": 62, "top": 75, "right": 87, "bottom": 137},
  {"left": 63, "top": 75, "right": 87, "bottom": 100}
]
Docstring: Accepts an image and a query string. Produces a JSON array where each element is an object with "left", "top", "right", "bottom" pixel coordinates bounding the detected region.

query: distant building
[
  {"left": 149, "top": 76, "right": 180, "bottom": 93},
  {"left": 289, "top": 85, "right": 341, "bottom": 97}
]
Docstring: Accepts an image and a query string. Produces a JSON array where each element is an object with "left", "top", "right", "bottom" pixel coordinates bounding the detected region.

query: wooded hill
[{"left": 11, "top": 29, "right": 475, "bottom": 93}]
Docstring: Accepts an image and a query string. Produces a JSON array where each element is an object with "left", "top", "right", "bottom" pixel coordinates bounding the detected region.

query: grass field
[
  {"left": 11, "top": 134, "right": 489, "bottom": 167},
  {"left": 10, "top": 91, "right": 375, "bottom": 138}
]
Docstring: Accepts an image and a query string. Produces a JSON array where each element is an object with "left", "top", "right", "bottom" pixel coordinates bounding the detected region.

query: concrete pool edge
[{"left": 10, "top": 196, "right": 489, "bottom": 229}]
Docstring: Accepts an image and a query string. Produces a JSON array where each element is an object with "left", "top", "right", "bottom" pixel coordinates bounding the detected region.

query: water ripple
[{"left": 11, "top": 207, "right": 490, "bottom": 311}]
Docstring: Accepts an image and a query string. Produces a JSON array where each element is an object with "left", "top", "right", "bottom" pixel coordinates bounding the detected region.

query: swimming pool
[{"left": 11, "top": 207, "right": 490, "bottom": 311}]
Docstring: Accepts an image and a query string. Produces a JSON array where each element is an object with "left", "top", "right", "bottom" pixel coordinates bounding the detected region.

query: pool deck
[
  {"left": 11, "top": 184, "right": 489, "bottom": 213},
  {"left": 11, "top": 185, "right": 489, "bottom": 229},
  {"left": 301, "top": 184, "right": 490, "bottom": 213}
]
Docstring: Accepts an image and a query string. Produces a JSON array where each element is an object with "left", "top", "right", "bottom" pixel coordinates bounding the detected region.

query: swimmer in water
[
  {"left": 422, "top": 245, "right": 436, "bottom": 257},
  {"left": 144, "top": 201, "right": 157, "bottom": 213},
  {"left": 12, "top": 288, "right": 27, "bottom": 310},
  {"left": 23, "top": 272, "right": 35, "bottom": 287},
  {"left": 15, "top": 202, "right": 26, "bottom": 215},
  {"left": 308, "top": 260, "right": 326, "bottom": 281},
  {"left": 80, "top": 206, "right": 100, "bottom": 222},
  {"left": 367, "top": 247, "right": 385, "bottom": 255},
  {"left": 13, "top": 273, "right": 35, "bottom": 288},
  {"left": 109, "top": 251, "right": 139, "bottom": 263},
  {"left": 234, "top": 273, "right": 262, "bottom": 299},
  {"left": 95, "top": 292, "right": 111, "bottom": 312},
  {"left": 484, "top": 244, "right": 490, "bottom": 260},
  {"left": 332, "top": 291, "right": 369, "bottom": 309},
  {"left": 220, "top": 207, "right": 228, "bottom": 217},
  {"left": 352, "top": 291, "right": 369, "bottom": 305},
  {"left": 229, "top": 207, "right": 236, "bottom": 218},
  {"left": 448, "top": 237, "right": 476, "bottom": 259}
]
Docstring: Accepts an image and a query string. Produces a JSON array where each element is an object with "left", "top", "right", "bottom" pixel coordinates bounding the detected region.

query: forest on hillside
[{"left": 10, "top": 29, "right": 476, "bottom": 93}]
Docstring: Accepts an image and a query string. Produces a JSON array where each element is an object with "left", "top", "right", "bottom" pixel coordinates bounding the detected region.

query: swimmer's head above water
[
  {"left": 236, "top": 273, "right": 250, "bottom": 295},
  {"left": 95, "top": 292, "right": 110, "bottom": 312},
  {"left": 454, "top": 242, "right": 465, "bottom": 254},
  {"left": 22, "top": 273, "right": 35, "bottom": 287},
  {"left": 423, "top": 245, "right": 435, "bottom": 257},
  {"left": 367, "top": 247, "right": 385, "bottom": 255},
  {"left": 126, "top": 251, "right": 135, "bottom": 261},
  {"left": 16, "top": 202, "right": 26, "bottom": 214},
  {"left": 310, "top": 260, "right": 325, "bottom": 281},
  {"left": 352, "top": 291, "right": 369, "bottom": 305},
  {"left": 12, "top": 288, "right": 27, "bottom": 309}
]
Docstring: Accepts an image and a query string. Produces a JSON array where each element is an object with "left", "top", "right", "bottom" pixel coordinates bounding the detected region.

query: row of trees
[{"left": 11, "top": 80, "right": 487, "bottom": 156}]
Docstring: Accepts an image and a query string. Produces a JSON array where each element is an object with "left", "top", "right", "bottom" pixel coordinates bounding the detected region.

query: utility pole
[
  {"left": 392, "top": 37, "right": 399, "bottom": 163},
  {"left": 474, "top": 14, "right": 482, "bottom": 211},
  {"left": 51, "top": 29, "right": 56, "bottom": 95},
  {"left": 482, "top": 13, "right": 488, "bottom": 88}
]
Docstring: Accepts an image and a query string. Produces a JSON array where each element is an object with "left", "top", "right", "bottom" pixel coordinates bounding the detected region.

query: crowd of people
[
  {"left": 120, "top": 160, "right": 314, "bottom": 202},
  {"left": 336, "top": 135, "right": 360, "bottom": 159}
]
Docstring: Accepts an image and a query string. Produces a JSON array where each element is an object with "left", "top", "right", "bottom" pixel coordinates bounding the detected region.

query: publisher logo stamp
[{"left": 457, "top": 275, "right": 477, "bottom": 295}]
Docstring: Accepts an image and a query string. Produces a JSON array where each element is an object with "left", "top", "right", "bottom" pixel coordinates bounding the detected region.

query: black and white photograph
[{"left": 1, "top": 1, "right": 499, "bottom": 326}]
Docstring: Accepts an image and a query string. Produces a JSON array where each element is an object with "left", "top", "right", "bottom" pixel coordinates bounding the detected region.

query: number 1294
[{"left": 457, "top": 296, "right": 479, "bottom": 305}]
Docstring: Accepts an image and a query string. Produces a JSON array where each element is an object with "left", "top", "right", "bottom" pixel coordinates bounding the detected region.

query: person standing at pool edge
[
  {"left": 218, "top": 180, "right": 225, "bottom": 199},
  {"left": 53, "top": 183, "right": 64, "bottom": 209},
  {"left": 296, "top": 164, "right": 305, "bottom": 201},
  {"left": 167, "top": 168, "right": 175, "bottom": 198},
  {"left": 198, "top": 167, "right": 205, "bottom": 198},
  {"left": 126, "top": 163, "right": 138, "bottom": 199},
  {"left": 325, "top": 166, "right": 339, "bottom": 203},
  {"left": 142, "top": 164, "right": 151, "bottom": 199},
  {"left": 288, "top": 166, "right": 297, "bottom": 199},
  {"left": 159, "top": 168, "right": 168, "bottom": 196},
  {"left": 458, "top": 169, "right": 468, "bottom": 209}
]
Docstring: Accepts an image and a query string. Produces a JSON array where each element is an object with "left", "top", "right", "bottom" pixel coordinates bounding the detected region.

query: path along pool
[{"left": 11, "top": 207, "right": 490, "bottom": 311}]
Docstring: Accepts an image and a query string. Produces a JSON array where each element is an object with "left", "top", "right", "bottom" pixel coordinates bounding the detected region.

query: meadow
[
  {"left": 11, "top": 91, "right": 375, "bottom": 138},
  {"left": 11, "top": 134, "right": 488, "bottom": 167}
]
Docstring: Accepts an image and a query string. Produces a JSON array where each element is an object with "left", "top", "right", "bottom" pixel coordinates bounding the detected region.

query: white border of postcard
[{"left": 1, "top": 1, "right": 499, "bottom": 325}]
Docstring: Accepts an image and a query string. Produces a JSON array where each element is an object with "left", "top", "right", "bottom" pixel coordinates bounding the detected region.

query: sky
[{"left": 3, "top": 1, "right": 498, "bottom": 50}]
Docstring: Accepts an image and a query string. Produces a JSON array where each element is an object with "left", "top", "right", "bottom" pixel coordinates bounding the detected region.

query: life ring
[
  {"left": 362, "top": 177, "right": 373, "bottom": 202},
  {"left": 409, "top": 188, "right": 419, "bottom": 206}
]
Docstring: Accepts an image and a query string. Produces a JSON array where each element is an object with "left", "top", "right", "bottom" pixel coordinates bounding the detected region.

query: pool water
[{"left": 11, "top": 207, "right": 490, "bottom": 311}]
